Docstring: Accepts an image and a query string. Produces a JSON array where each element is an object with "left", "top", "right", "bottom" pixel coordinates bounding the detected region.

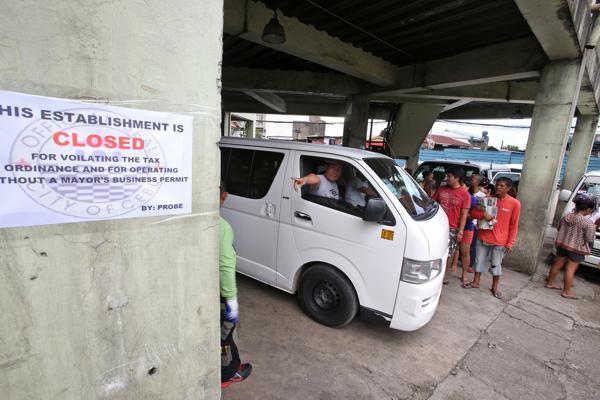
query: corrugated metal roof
[
  {"left": 223, "top": 0, "right": 533, "bottom": 70},
  {"left": 429, "top": 134, "right": 471, "bottom": 147},
  {"left": 223, "top": 34, "right": 335, "bottom": 72}
]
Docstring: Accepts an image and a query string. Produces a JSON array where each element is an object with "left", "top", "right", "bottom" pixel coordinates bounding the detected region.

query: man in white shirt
[
  {"left": 345, "top": 176, "right": 378, "bottom": 207},
  {"left": 292, "top": 161, "right": 342, "bottom": 199}
]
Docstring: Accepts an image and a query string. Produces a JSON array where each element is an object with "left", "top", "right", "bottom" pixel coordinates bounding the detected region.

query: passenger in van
[
  {"left": 292, "top": 160, "right": 342, "bottom": 199},
  {"left": 432, "top": 167, "right": 471, "bottom": 284},
  {"left": 219, "top": 182, "right": 252, "bottom": 389},
  {"left": 546, "top": 194, "right": 596, "bottom": 299},
  {"left": 345, "top": 174, "right": 378, "bottom": 208}
]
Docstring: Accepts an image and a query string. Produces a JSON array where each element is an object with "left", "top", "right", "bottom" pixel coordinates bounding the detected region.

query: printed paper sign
[{"left": 0, "top": 90, "right": 193, "bottom": 228}]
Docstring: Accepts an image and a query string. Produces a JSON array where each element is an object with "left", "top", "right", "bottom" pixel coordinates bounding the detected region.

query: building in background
[
  {"left": 423, "top": 134, "right": 472, "bottom": 150},
  {"left": 293, "top": 116, "right": 326, "bottom": 140},
  {"left": 469, "top": 131, "right": 489, "bottom": 150}
]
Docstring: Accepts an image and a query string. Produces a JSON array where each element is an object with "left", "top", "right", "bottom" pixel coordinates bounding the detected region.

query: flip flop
[
  {"left": 443, "top": 279, "right": 450, "bottom": 285},
  {"left": 461, "top": 282, "right": 475, "bottom": 289},
  {"left": 490, "top": 289, "right": 503, "bottom": 300},
  {"left": 545, "top": 284, "right": 562, "bottom": 290},
  {"left": 561, "top": 293, "right": 579, "bottom": 300}
]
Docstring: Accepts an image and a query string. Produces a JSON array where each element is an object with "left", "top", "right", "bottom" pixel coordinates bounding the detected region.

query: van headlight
[{"left": 401, "top": 258, "right": 442, "bottom": 284}]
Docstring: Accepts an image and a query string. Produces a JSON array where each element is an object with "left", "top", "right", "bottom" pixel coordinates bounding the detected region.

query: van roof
[{"left": 219, "top": 137, "right": 390, "bottom": 160}]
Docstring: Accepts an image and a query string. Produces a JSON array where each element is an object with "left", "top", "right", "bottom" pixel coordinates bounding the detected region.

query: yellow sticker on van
[{"left": 381, "top": 229, "right": 394, "bottom": 241}]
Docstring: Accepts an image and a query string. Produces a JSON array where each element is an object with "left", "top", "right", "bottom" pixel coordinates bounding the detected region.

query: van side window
[
  {"left": 299, "top": 156, "right": 392, "bottom": 222},
  {"left": 221, "top": 148, "right": 284, "bottom": 199}
]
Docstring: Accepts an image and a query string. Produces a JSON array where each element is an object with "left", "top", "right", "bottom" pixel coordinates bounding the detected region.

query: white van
[
  {"left": 219, "top": 137, "right": 449, "bottom": 331},
  {"left": 557, "top": 171, "right": 600, "bottom": 269}
]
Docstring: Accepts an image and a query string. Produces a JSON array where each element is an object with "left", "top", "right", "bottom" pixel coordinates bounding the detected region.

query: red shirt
[
  {"left": 471, "top": 195, "right": 521, "bottom": 247},
  {"left": 433, "top": 186, "right": 471, "bottom": 229}
]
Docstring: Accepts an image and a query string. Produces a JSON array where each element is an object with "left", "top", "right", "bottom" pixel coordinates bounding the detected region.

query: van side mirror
[
  {"left": 363, "top": 198, "right": 387, "bottom": 222},
  {"left": 558, "top": 189, "right": 572, "bottom": 202}
]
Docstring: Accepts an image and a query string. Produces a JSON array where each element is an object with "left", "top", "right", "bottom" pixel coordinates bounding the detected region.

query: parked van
[
  {"left": 557, "top": 171, "right": 600, "bottom": 269},
  {"left": 219, "top": 137, "right": 449, "bottom": 331}
]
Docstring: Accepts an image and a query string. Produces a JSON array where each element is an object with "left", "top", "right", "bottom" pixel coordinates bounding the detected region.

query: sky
[{"left": 257, "top": 114, "right": 537, "bottom": 150}]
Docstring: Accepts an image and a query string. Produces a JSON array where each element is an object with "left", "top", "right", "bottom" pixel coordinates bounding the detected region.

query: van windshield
[{"left": 365, "top": 158, "right": 437, "bottom": 220}]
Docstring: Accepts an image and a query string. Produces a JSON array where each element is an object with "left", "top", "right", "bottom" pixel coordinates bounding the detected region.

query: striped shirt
[{"left": 556, "top": 212, "right": 596, "bottom": 255}]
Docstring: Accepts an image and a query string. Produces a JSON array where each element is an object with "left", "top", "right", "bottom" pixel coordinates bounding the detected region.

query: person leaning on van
[{"left": 292, "top": 160, "right": 342, "bottom": 199}]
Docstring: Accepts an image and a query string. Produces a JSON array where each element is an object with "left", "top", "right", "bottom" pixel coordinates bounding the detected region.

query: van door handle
[
  {"left": 294, "top": 211, "right": 312, "bottom": 221},
  {"left": 266, "top": 203, "right": 275, "bottom": 217}
]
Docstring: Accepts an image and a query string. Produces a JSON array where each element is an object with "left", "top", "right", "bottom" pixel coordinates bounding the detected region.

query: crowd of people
[
  {"left": 218, "top": 160, "right": 595, "bottom": 390},
  {"left": 430, "top": 167, "right": 521, "bottom": 299}
]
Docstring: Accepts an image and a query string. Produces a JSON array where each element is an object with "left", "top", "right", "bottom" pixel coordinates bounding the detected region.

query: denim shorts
[
  {"left": 475, "top": 240, "right": 506, "bottom": 276},
  {"left": 556, "top": 245, "right": 585, "bottom": 263}
]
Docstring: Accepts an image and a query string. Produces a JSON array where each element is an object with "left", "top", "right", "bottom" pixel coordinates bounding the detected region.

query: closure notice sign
[{"left": 0, "top": 90, "right": 193, "bottom": 228}]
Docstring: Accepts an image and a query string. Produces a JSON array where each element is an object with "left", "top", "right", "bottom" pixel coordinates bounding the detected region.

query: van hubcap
[{"left": 313, "top": 281, "right": 340, "bottom": 310}]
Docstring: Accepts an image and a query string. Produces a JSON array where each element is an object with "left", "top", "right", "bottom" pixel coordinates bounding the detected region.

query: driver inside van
[
  {"left": 292, "top": 160, "right": 342, "bottom": 199},
  {"left": 345, "top": 174, "right": 378, "bottom": 208}
]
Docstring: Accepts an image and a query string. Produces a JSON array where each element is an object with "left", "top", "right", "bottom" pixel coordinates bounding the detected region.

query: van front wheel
[{"left": 298, "top": 264, "right": 358, "bottom": 328}]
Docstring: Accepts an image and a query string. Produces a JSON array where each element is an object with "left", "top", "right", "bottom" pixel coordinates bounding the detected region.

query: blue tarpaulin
[{"left": 408, "top": 149, "right": 600, "bottom": 179}]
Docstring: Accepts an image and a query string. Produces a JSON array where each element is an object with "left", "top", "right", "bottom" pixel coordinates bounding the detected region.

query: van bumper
[{"left": 389, "top": 277, "right": 443, "bottom": 331}]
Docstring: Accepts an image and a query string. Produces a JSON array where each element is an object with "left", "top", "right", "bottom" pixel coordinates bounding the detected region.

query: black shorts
[{"left": 556, "top": 245, "right": 585, "bottom": 262}]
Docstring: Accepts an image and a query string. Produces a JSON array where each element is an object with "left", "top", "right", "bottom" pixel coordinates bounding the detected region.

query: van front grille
[{"left": 591, "top": 247, "right": 600, "bottom": 258}]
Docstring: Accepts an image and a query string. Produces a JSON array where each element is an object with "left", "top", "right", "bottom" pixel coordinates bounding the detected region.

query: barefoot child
[{"left": 546, "top": 194, "right": 596, "bottom": 299}]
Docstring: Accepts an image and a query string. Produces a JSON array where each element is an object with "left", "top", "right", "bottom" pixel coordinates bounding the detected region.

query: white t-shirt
[
  {"left": 309, "top": 174, "right": 339, "bottom": 199},
  {"left": 345, "top": 177, "right": 368, "bottom": 207}
]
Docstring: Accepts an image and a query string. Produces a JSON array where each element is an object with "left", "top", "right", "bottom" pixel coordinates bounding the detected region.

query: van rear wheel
[{"left": 298, "top": 264, "right": 358, "bottom": 328}]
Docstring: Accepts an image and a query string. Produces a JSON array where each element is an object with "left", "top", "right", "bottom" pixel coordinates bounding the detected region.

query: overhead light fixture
[
  {"left": 262, "top": 9, "right": 286, "bottom": 44},
  {"left": 511, "top": 105, "right": 525, "bottom": 119}
]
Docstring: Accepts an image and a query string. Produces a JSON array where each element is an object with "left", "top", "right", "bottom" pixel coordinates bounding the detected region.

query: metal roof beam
[
  {"left": 224, "top": 0, "right": 402, "bottom": 86},
  {"left": 513, "top": 0, "right": 581, "bottom": 60},
  {"left": 242, "top": 90, "right": 287, "bottom": 113},
  {"left": 441, "top": 99, "right": 472, "bottom": 113},
  {"left": 369, "top": 38, "right": 545, "bottom": 94},
  {"left": 222, "top": 67, "right": 373, "bottom": 96},
  {"left": 514, "top": 0, "right": 599, "bottom": 113},
  {"left": 373, "top": 81, "right": 538, "bottom": 104}
]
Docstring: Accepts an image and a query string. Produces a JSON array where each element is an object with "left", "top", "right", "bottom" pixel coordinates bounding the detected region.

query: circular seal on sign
[{"left": 9, "top": 107, "right": 167, "bottom": 219}]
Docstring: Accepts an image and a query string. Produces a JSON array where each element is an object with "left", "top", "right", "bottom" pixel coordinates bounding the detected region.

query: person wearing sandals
[
  {"left": 458, "top": 177, "right": 478, "bottom": 287},
  {"left": 467, "top": 177, "right": 521, "bottom": 299},
  {"left": 432, "top": 167, "right": 471, "bottom": 284},
  {"left": 546, "top": 194, "right": 596, "bottom": 299}
]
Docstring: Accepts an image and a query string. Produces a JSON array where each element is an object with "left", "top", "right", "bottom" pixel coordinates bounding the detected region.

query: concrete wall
[{"left": 0, "top": 1, "right": 222, "bottom": 399}]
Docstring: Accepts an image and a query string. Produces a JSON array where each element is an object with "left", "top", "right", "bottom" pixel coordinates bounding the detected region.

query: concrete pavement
[{"left": 222, "top": 230, "right": 600, "bottom": 400}]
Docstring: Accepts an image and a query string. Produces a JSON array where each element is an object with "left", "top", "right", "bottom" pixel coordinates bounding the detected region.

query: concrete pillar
[
  {"left": 222, "top": 111, "right": 231, "bottom": 136},
  {"left": 245, "top": 119, "right": 255, "bottom": 138},
  {"left": 507, "top": 60, "right": 585, "bottom": 274},
  {"left": 342, "top": 95, "right": 369, "bottom": 148},
  {"left": 387, "top": 103, "right": 443, "bottom": 165},
  {"left": 0, "top": 1, "right": 222, "bottom": 399},
  {"left": 563, "top": 113, "right": 599, "bottom": 190},
  {"left": 406, "top": 154, "right": 420, "bottom": 174},
  {"left": 553, "top": 113, "right": 599, "bottom": 225}
]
